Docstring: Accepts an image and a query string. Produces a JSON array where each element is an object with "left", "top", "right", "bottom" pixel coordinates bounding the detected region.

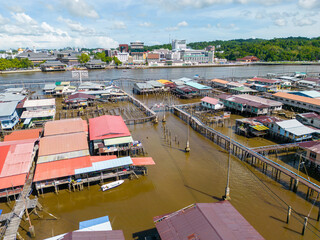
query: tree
[
  {"left": 94, "top": 52, "right": 106, "bottom": 62},
  {"left": 77, "top": 53, "right": 90, "bottom": 63},
  {"left": 113, "top": 56, "right": 122, "bottom": 66},
  {"left": 105, "top": 56, "right": 113, "bottom": 64}
]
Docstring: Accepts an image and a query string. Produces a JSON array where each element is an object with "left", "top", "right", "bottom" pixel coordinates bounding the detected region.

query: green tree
[
  {"left": 105, "top": 56, "right": 113, "bottom": 64},
  {"left": 113, "top": 56, "right": 122, "bottom": 66},
  {"left": 94, "top": 52, "right": 106, "bottom": 62},
  {"left": 77, "top": 53, "right": 90, "bottom": 63}
]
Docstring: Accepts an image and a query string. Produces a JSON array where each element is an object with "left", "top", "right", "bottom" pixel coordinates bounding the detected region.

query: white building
[
  {"left": 172, "top": 40, "right": 187, "bottom": 51},
  {"left": 117, "top": 52, "right": 129, "bottom": 63}
]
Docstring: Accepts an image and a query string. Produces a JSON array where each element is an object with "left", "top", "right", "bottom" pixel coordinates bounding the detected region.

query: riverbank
[{"left": 0, "top": 68, "right": 41, "bottom": 74}]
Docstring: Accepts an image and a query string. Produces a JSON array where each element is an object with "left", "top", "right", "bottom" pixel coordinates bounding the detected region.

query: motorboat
[{"left": 101, "top": 180, "right": 124, "bottom": 191}]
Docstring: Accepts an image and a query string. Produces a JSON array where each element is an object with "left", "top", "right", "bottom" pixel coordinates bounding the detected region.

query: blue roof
[
  {"left": 75, "top": 156, "right": 133, "bottom": 174},
  {"left": 185, "top": 81, "right": 212, "bottom": 90},
  {"left": 289, "top": 90, "right": 320, "bottom": 98},
  {"left": 0, "top": 101, "right": 18, "bottom": 117},
  {"left": 79, "top": 216, "right": 109, "bottom": 230}
]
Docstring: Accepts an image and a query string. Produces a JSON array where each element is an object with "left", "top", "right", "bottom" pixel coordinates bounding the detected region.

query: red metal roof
[
  {"left": 90, "top": 155, "right": 117, "bottom": 162},
  {"left": 66, "top": 93, "right": 96, "bottom": 101},
  {"left": 39, "top": 132, "right": 89, "bottom": 157},
  {"left": 89, "top": 115, "right": 131, "bottom": 141},
  {"left": 4, "top": 128, "right": 42, "bottom": 142},
  {"left": 0, "top": 174, "right": 27, "bottom": 189},
  {"left": 201, "top": 96, "right": 219, "bottom": 105},
  {"left": 132, "top": 157, "right": 155, "bottom": 166},
  {"left": 0, "top": 139, "right": 36, "bottom": 190},
  {"left": 44, "top": 118, "right": 88, "bottom": 137},
  {"left": 250, "top": 77, "right": 279, "bottom": 84},
  {"left": 154, "top": 201, "right": 264, "bottom": 240},
  {"left": 33, "top": 155, "right": 119, "bottom": 182},
  {"left": 34, "top": 156, "right": 92, "bottom": 182}
]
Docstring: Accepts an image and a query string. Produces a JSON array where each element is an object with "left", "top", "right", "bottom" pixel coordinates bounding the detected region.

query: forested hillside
[{"left": 146, "top": 37, "right": 320, "bottom": 61}]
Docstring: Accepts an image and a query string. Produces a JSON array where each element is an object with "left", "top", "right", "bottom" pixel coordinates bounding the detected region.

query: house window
[{"left": 310, "top": 152, "right": 317, "bottom": 159}]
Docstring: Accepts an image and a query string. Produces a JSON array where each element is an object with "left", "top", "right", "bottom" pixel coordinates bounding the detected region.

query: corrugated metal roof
[
  {"left": 154, "top": 201, "right": 264, "bottom": 240},
  {"left": 33, "top": 156, "right": 92, "bottom": 182},
  {"left": 276, "top": 119, "right": 319, "bottom": 136},
  {"left": 290, "top": 90, "right": 320, "bottom": 98},
  {"left": 185, "top": 81, "right": 212, "bottom": 90},
  {"left": 23, "top": 98, "right": 55, "bottom": 108},
  {"left": 0, "top": 139, "right": 36, "bottom": 189},
  {"left": 4, "top": 128, "right": 42, "bottom": 142},
  {"left": 273, "top": 92, "right": 320, "bottom": 107},
  {"left": 201, "top": 97, "right": 219, "bottom": 105},
  {"left": 39, "top": 132, "right": 89, "bottom": 157},
  {"left": 0, "top": 101, "right": 18, "bottom": 117},
  {"left": 44, "top": 118, "right": 88, "bottom": 136},
  {"left": 75, "top": 156, "right": 132, "bottom": 175},
  {"left": 21, "top": 109, "right": 55, "bottom": 119},
  {"left": 211, "top": 78, "right": 229, "bottom": 84},
  {"left": 146, "top": 80, "right": 163, "bottom": 87},
  {"left": 132, "top": 157, "right": 155, "bottom": 166},
  {"left": 0, "top": 174, "right": 27, "bottom": 189},
  {"left": 89, "top": 115, "right": 131, "bottom": 141},
  {"left": 34, "top": 155, "right": 118, "bottom": 182},
  {"left": 135, "top": 83, "right": 153, "bottom": 89},
  {"left": 0, "top": 93, "right": 25, "bottom": 102}
]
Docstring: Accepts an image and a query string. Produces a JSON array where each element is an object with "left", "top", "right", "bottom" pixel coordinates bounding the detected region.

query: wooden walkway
[
  {"left": 2, "top": 146, "right": 38, "bottom": 240},
  {"left": 173, "top": 105, "right": 320, "bottom": 202},
  {"left": 251, "top": 143, "right": 299, "bottom": 153}
]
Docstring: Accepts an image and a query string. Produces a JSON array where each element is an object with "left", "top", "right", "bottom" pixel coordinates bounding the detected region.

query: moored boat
[{"left": 101, "top": 180, "right": 124, "bottom": 191}]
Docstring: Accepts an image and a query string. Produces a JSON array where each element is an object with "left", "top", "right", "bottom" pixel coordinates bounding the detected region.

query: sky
[{"left": 0, "top": 0, "right": 319, "bottom": 49}]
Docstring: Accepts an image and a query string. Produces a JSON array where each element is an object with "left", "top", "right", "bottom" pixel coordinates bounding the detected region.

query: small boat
[{"left": 101, "top": 180, "right": 124, "bottom": 191}]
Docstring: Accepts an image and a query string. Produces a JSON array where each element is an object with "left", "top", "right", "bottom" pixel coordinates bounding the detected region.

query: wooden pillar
[{"left": 287, "top": 206, "right": 292, "bottom": 224}]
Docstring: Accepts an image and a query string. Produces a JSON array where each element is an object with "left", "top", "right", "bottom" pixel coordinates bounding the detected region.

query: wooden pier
[
  {"left": 35, "top": 170, "right": 136, "bottom": 194},
  {"left": 251, "top": 143, "right": 299, "bottom": 154},
  {"left": 173, "top": 105, "right": 320, "bottom": 203}
]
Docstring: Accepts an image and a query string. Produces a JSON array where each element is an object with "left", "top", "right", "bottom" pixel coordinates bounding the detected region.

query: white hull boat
[{"left": 101, "top": 180, "right": 124, "bottom": 191}]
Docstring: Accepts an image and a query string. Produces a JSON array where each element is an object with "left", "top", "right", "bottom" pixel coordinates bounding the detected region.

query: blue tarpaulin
[{"left": 79, "top": 216, "right": 109, "bottom": 229}]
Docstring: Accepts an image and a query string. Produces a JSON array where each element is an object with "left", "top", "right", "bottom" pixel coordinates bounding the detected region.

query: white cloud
[
  {"left": 61, "top": 0, "right": 99, "bottom": 19},
  {"left": 298, "top": 0, "right": 320, "bottom": 9},
  {"left": 112, "top": 21, "right": 127, "bottom": 29},
  {"left": 274, "top": 18, "right": 287, "bottom": 26},
  {"left": 139, "top": 22, "right": 152, "bottom": 27},
  {"left": 57, "top": 16, "right": 89, "bottom": 32},
  {"left": 177, "top": 21, "right": 188, "bottom": 27},
  {"left": 293, "top": 18, "right": 316, "bottom": 26},
  {"left": 11, "top": 13, "right": 37, "bottom": 25}
]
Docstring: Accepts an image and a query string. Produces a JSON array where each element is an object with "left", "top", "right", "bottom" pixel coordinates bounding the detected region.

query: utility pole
[
  {"left": 185, "top": 114, "right": 190, "bottom": 152},
  {"left": 223, "top": 123, "right": 232, "bottom": 200}
]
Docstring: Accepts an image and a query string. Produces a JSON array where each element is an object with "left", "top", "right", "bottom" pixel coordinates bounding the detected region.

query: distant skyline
[{"left": 0, "top": 0, "right": 319, "bottom": 49}]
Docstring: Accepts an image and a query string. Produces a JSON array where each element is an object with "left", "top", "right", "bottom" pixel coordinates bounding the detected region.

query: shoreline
[
  {"left": 0, "top": 68, "right": 41, "bottom": 74},
  {"left": 1, "top": 62, "right": 319, "bottom": 75}
]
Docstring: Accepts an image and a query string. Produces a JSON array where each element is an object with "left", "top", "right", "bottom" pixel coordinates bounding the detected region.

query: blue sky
[{"left": 0, "top": 0, "right": 319, "bottom": 49}]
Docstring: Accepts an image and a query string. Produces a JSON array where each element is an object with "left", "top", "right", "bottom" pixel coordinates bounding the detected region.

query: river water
[{"left": 1, "top": 65, "right": 320, "bottom": 240}]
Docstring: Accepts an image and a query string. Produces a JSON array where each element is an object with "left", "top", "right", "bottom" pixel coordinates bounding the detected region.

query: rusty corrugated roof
[
  {"left": 39, "top": 132, "right": 89, "bottom": 157},
  {"left": 44, "top": 118, "right": 88, "bottom": 136},
  {"left": 154, "top": 201, "right": 264, "bottom": 240},
  {"left": 4, "top": 128, "right": 42, "bottom": 142}
]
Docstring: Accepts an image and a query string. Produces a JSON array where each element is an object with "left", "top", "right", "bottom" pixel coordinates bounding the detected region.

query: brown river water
[
  {"left": 10, "top": 98, "right": 320, "bottom": 240},
  {"left": 1, "top": 66, "right": 320, "bottom": 239}
]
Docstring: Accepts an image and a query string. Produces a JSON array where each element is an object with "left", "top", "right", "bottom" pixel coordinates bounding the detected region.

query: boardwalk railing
[{"left": 173, "top": 105, "right": 320, "bottom": 201}]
